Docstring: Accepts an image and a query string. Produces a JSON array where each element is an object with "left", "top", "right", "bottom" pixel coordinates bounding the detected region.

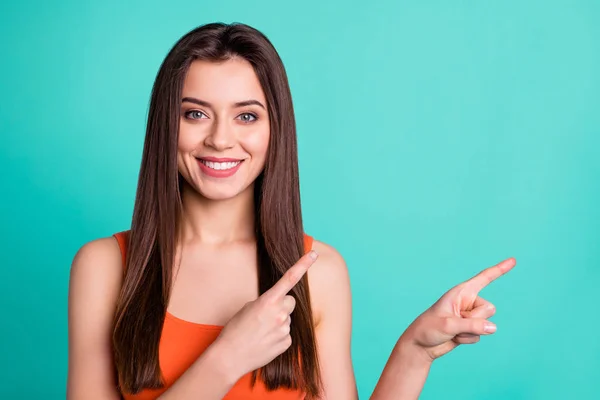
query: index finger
[
  {"left": 465, "top": 257, "right": 516, "bottom": 292},
  {"left": 262, "top": 250, "right": 319, "bottom": 301}
]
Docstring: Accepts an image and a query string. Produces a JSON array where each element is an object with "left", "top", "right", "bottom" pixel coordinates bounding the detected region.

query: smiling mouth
[{"left": 197, "top": 159, "right": 244, "bottom": 171}]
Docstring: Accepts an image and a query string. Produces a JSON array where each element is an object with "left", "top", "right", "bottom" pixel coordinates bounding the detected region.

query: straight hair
[{"left": 112, "top": 22, "right": 321, "bottom": 398}]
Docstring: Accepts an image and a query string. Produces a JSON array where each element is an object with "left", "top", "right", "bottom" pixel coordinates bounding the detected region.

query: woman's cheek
[
  {"left": 177, "top": 126, "right": 199, "bottom": 152},
  {"left": 241, "top": 127, "right": 270, "bottom": 155}
]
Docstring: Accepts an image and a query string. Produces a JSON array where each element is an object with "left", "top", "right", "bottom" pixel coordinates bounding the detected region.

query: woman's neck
[{"left": 178, "top": 182, "right": 256, "bottom": 246}]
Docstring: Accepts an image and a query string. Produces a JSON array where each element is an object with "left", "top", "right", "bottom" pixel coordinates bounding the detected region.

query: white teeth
[{"left": 200, "top": 160, "right": 241, "bottom": 170}]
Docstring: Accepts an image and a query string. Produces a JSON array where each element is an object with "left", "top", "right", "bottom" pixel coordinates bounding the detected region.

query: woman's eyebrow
[
  {"left": 233, "top": 100, "right": 266, "bottom": 110},
  {"left": 182, "top": 97, "right": 266, "bottom": 110},
  {"left": 182, "top": 97, "right": 212, "bottom": 108}
]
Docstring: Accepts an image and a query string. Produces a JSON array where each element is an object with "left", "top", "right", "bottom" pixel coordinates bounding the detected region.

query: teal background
[{"left": 1, "top": 0, "right": 598, "bottom": 398}]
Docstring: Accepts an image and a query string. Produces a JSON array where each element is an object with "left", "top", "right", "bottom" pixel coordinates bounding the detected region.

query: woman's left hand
[{"left": 400, "top": 257, "right": 516, "bottom": 362}]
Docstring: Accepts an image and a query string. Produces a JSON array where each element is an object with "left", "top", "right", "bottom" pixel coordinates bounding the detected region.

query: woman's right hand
[
  {"left": 399, "top": 257, "right": 516, "bottom": 361},
  {"left": 213, "top": 249, "right": 319, "bottom": 380}
]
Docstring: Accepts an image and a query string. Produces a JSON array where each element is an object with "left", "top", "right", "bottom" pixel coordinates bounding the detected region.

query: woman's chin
[
  {"left": 200, "top": 191, "right": 240, "bottom": 201},
  {"left": 196, "top": 182, "right": 253, "bottom": 202}
]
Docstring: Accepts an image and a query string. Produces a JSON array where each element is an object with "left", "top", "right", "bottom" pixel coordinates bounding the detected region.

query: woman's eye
[
  {"left": 238, "top": 113, "right": 257, "bottom": 123},
  {"left": 185, "top": 110, "right": 207, "bottom": 120}
]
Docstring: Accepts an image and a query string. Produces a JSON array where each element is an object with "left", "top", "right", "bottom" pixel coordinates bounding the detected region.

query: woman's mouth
[{"left": 196, "top": 158, "right": 244, "bottom": 178}]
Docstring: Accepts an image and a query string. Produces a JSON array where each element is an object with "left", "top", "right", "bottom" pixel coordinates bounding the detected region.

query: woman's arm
[
  {"left": 67, "top": 238, "right": 238, "bottom": 400},
  {"left": 372, "top": 257, "right": 515, "bottom": 399},
  {"left": 369, "top": 336, "right": 432, "bottom": 399},
  {"left": 309, "top": 241, "right": 514, "bottom": 400},
  {"left": 67, "top": 238, "right": 126, "bottom": 400},
  {"left": 308, "top": 240, "right": 358, "bottom": 398}
]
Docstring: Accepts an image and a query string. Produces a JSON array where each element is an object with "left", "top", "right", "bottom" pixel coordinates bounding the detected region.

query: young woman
[{"left": 67, "top": 22, "right": 515, "bottom": 400}]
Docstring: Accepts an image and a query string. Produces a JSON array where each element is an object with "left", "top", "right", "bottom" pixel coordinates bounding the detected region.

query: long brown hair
[{"left": 112, "top": 22, "right": 321, "bottom": 397}]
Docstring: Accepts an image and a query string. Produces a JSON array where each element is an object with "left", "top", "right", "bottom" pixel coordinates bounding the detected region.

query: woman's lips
[{"left": 196, "top": 158, "right": 244, "bottom": 178}]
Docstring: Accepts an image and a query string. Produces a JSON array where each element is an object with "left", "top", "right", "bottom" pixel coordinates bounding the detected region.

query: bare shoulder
[
  {"left": 70, "top": 236, "right": 123, "bottom": 289},
  {"left": 69, "top": 235, "right": 124, "bottom": 327},
  {"left": 307, "top": 239, "right": 352, "bottom": 327},
  {"left": 67, "top": 236, "right": 125, "bottom": 398},
  {"left": 305, "top": 241, "right": 357, "bottom": 400},
  {"left": 308, "top": 240, "right": 349, "bottom": 283},
  {"left": 69, "top": 235, "right": 124, "bottom": 324}
]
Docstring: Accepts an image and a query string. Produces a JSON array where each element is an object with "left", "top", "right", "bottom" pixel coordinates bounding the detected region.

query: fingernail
[
  {"left": 309, "top": 250, "right": 318, "bottom": 261},
  {"left": 484, "top": 323, "right": 497, "bottom": 333}
]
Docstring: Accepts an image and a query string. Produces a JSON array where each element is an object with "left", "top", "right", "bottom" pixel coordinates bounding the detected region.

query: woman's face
[{"left": 177, "top": 57, "right": 270, "bottom": 201}]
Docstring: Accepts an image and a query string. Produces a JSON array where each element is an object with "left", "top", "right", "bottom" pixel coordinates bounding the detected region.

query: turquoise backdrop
[{"left": 1, "top": 0, "right": 598, "bottom": 398}]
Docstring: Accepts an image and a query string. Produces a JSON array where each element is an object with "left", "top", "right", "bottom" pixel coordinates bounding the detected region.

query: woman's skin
[{"left": 67, "top": 57, "right": 515, "bottom": 399}]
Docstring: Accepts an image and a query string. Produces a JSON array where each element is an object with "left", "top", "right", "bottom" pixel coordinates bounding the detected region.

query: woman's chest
[
  {"left": 122, "top": 318, "right": 305, "bottom": 400},
  {"left": 168, "top": 243, "right": 261, "bottom": 326}
]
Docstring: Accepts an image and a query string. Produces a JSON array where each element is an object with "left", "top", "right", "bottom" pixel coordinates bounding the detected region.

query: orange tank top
[{"left": 113, "top": 230, "right": 312, "bottom": 400}]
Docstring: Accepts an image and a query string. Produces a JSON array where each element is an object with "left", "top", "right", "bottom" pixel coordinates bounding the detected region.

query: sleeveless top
[{"left": 113, "top": 230, "right": 313, "bottom": 400}]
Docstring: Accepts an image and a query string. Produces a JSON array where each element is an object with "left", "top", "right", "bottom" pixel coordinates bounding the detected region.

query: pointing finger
[
  {"left": 262, "top": 250, "right": 318, "bottom": 301},
  {"left": 466, "top": 258, "right": 516, "bottom": 292}
]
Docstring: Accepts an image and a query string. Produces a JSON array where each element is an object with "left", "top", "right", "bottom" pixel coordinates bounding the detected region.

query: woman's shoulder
[
  {"left": 309, "top": 239, "right": 347, "bottom": 273},
  {"left": 68, "top": 235, "right": 124, "bottom": 395},
  {"left": 69, "top": 235, "right": 125, "bottom": 324},
  {"left": 70, "top": 235, "right": 124, "bottom": 278},
  {"left": 307, "top": 239, "right": 351, "bottom": 327}
]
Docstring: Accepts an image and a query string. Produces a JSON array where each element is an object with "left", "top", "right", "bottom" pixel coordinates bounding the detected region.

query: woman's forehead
[{"left": 182, "top": 58, "right": 267, "bottom": 106}]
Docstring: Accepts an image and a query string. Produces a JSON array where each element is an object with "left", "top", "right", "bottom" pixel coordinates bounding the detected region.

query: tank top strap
[
  {"left": 112, "top": 230, "right": 130, "bottom": 272},
  {"left": 303, "top": 233, "right": 314, "bottom": 254}
]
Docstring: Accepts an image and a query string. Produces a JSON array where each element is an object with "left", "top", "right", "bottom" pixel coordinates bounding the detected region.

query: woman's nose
[{"left": 204, "top": 120, "right": 235, "bottom": 150}]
